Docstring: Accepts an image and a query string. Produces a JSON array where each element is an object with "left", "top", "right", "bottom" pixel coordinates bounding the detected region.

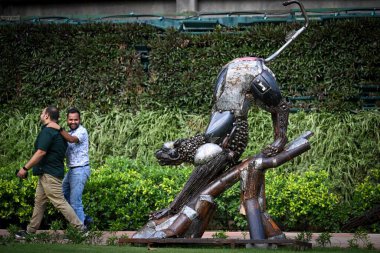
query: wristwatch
[{"left": 59, "top": 127, "right": 64, "bottom": 132}]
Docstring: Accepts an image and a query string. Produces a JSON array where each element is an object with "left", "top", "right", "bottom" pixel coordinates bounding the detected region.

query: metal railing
[
  {"left": 288, "top": 84, "right": 380, "bottom": 112},
  {"left": 0, "top": 7, "right": 378, "bottom": 30}
]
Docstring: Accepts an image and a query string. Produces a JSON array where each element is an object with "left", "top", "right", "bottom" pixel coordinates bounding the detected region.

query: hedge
[{"left": 1, "top": 18, "right": 379, "bottom": 113}]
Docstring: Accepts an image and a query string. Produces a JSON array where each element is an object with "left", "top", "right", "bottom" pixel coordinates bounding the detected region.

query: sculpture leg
[
  {"left": 242, "top": 161, "right": 284, "bottom": 248},
  {"left": 155, "top": 194, "right": 217, "bottom": 238},
  {"left": 148, "top": 159, "right": 245, "bottom": 238},
  {"left": 189, "top": 199, "right": 216, "bottom": 237},
  {"left": 160, "top": 210, "right": 195, "bottom": 238},
  {"left": 153, "top": 158, "right": 283, "bottom": 240},
  {"left": 133, "top": 132, "right": 312, "bottom": 239},
  {"left": 255, "top": 177, "right": 283, "bottom": 239},
  {"left": 241, "top": 160, "right": 267, "bottom": 241},
  {"left": 245, "top": 198, "right": 265, "bottom": 239},
  {"left": 262, "top": 212, "right": 284, "bottom": 239},
  {"left": 151, "top": 152, "right": 231, "bottom": 220}
]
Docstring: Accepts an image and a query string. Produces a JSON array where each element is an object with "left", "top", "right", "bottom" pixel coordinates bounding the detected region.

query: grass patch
[{"left": 0, "top": 243, "right": 379, "bottom": 253}]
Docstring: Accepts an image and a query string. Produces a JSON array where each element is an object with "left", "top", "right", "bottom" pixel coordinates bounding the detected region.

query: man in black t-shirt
[{"left": 16, "top": 106, "right": 85, "bottom": 238}]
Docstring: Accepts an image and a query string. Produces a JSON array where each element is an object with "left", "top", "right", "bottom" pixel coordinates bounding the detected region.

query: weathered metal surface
[
  {"left": 133, "top": 1, "right": 313, "bottom": 240},
  {"left": 119, "top": 237, "right": 312, "bottom": 249}
]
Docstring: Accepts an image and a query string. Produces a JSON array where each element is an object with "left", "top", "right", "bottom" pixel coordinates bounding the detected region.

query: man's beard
[{"left": 69, "top": 124, "right": 79, "bottom": 130}]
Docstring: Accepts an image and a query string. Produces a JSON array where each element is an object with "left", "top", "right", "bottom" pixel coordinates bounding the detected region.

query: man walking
[
  {"left": 48, "top": 108, "right": 92, "bottom": 226},
  {"left": 16, "top": 106, "right": 85, "bottom": 238}
]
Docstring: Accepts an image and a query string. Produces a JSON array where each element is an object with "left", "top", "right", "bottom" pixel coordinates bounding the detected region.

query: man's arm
[
  {"left": 17, "top": 149, "right": 46, "bottom": 179},
  {"left": 59, "top": 129, "right": 79, "bottom": 143},
  {"left": 47, "top": 122, "right": 79, "bottom": 143}
]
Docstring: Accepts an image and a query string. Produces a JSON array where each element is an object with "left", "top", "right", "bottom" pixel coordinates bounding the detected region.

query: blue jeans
[{"left": 62, "top": 165, "right": 91, "bottom": 223}]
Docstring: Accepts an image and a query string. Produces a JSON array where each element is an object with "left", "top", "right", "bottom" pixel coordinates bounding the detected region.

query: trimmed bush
[{"left": 1, "top": 18, "right": 379, "bottom": 113}]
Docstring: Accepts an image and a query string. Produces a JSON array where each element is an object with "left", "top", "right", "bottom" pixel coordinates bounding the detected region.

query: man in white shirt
[{"left": 49, "top": 108, "right": 92, "bottom": 226}]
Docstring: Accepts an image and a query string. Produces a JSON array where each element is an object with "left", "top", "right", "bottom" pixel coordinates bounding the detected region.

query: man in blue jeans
[{"left": 48, "top": 108, "right": 92, "bottom": 226}]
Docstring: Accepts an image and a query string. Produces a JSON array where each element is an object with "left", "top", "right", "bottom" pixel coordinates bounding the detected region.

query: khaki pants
[{"left": 27, "top": 174, "right": 83, "bottom": 233}]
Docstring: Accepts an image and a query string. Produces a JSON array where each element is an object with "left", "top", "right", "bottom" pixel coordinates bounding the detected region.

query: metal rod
[{"left": 265, "top": 0, "right": 309, "bottom": 63}]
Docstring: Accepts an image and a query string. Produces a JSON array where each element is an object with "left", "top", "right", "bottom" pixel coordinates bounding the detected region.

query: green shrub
[
  {"left": 348, "top": 230, "right": 374, "bottom": 249},
  {"left": 347, "top": 168, "right": 380, "bottom": 232},
  {"left": 216, "top": 169, "right": 346, "bottom": 232},
  {"left": 0, "top": 165, "right": 37, "bottom": 226},
  {"left": 316, "top": 232, "right": 332, "bottom": 247},
  {"left": 350, "top": 169, "right": 380, "bottom": 214},
  {"left": 0, "top": 109, "right": 378, "bottom": 231},
  {"left": 82, "top": 157, "right": 191, "bottom": 230},
  {"left": 211, "top": 230, "right": 228, "bottom": 239},
  {"left": 295, "top": 231, "right": 313, "bottom": 243},
  {"left": 265, "top": 169, "right": 343, "bottom": 231}
]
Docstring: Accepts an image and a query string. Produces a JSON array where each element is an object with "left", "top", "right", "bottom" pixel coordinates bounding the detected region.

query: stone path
[{"left": 1, "top": 229, "right": 379, "bottom": 249}]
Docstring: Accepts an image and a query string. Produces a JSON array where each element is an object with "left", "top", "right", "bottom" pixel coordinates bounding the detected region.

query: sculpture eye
[{"left": 168, "top": 149, "right": 178, "bottom": 158}]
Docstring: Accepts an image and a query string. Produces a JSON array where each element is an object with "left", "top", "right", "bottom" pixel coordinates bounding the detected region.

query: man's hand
[
  {"left": 17, "top": 167, "right": 28, "bottom": 179},
  {"left": 262, "top": 137, "right": 287, "bottom": 157},
  {"left": 47, "top": 121, "right": 60, "bottom": 130}
]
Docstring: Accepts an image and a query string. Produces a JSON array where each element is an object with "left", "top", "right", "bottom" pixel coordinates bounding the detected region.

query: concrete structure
[{"left": 0, "top": 0, "right": 379, "bottom": 17}]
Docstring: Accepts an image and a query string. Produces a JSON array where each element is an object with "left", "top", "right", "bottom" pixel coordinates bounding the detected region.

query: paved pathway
[{"left": 1, "top": 229, "right": 379, "bottom": 249}]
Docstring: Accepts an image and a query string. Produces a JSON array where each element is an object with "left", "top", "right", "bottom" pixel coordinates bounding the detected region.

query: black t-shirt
[{"left": 32, "top": 124, "right": 68, "bottom": 179}]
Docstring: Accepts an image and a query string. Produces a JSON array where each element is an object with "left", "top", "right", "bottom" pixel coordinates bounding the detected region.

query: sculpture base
[{"left": 119, "top": 238, "right": 312, "bottom": 250}]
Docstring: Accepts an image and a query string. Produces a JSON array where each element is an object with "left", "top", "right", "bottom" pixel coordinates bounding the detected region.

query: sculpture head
[{"left": 155, "top": 141, "right": 182, "bottom": 166}]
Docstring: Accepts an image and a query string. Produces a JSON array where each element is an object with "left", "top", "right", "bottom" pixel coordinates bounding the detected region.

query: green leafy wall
[{"left": 1, "top": 18, "right": 379, "bottom": 113}]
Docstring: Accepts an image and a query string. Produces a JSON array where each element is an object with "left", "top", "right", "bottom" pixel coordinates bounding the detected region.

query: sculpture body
[
  {"left": 133, "top": 57, "right": 291, "bottom": 239},
  {"left": 133, "top": 0, "right": 310, "bottom": 241}
]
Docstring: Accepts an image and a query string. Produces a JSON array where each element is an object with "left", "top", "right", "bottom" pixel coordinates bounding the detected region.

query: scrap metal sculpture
[{"left": 133, "top": 0, "right": 310, "bottom": 241}]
